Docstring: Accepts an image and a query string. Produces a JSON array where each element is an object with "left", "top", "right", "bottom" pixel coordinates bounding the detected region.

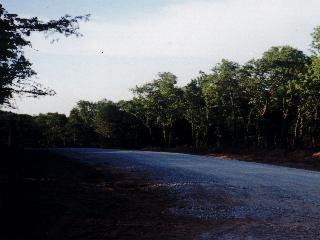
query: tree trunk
[
  {"left": 191, "top": 123, "right": 199, "bottom": 150},
  {"left": 294, "top": 110, "right": 300, "bottom": 147},
  {"left": 162, "top": 127, "right": 167, "bottom": 147},
  {"left": 245, "top": 109, "right": 253, "bottom": 146},
  {"left": 195, "top": 131, "right": 200, "bottom": 150},
  {"left": 168, "top": 129, "right": 173, "bottom": 147},
  {"left": 73, "top": 131, "right": 76, "bottom": 146},
  {"left": 8, "top": 121, "right": 12, "bottom": 147},
  {"left": 280, "top": 96, "right": 289, "bottom": 148},
  {"left": 230, "top": 92, "right": 236, "bottom": 146}
]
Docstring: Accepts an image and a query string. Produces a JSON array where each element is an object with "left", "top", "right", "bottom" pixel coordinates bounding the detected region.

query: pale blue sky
[
  {"left": 2, "top": 0, "right": 320, "bottom": 114},
  {"left": 2, "top": 0, "right": 179, "bottom": 20}
]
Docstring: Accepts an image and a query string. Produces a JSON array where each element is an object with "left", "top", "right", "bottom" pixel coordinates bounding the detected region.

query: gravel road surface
[{"left": 51, "top": 148, "right": 320, "bottom": 239}]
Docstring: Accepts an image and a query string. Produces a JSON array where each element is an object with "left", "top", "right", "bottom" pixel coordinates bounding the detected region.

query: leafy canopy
[{"left": 0, "top": 4, "right": 89, "bottom": 106}]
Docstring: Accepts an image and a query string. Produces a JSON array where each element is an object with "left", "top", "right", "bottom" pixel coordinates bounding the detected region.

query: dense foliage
[{"left": 1, "top": 17, "right": 320, "bottom": 150}]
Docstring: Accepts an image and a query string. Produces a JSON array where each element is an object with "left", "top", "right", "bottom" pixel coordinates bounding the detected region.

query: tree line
[{"left": 2, "top": 26, "right": 320, "bottom": 150}]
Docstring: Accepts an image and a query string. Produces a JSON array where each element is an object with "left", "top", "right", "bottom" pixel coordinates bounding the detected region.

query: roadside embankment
[{"left": 143, "top": 146, "right": 320, "bottom": 171}]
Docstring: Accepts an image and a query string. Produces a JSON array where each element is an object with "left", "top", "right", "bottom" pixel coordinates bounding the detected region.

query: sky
[{"left": 2, "top": 0, "right": 320, "bottom": 115}]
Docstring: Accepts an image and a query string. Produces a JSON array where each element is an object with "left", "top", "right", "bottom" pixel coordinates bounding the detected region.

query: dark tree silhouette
[{"left": 0, "top": 4, "right": 89, "bottom": 106}]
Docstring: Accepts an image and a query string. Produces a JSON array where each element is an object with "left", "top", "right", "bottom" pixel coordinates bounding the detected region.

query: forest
[
  {"left": 2, "top": 25, "right": 320, "bottom": 151},
  {"left": 1, "top": 2, "right": 320, "bottom": 151}
]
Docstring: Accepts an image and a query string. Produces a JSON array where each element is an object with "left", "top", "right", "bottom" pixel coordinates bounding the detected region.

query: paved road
[{"left": 51, "top": 148, "right": 320, "bottom": 239}]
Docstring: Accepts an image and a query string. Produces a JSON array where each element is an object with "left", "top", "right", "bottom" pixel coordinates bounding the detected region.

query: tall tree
[
  {"left": 183, "top": 79, "right": 207, "bottom": 149},
  {"left": 293, "top": 28, "right": 320, "bottom": 146},
  {"left": 94, "top": 100, "right": 145, "bottom": 147},
  {"left": 35, "top": 113, "right": 68, "bottom": 147},
  {"left": 66, "top": 101, "right": 98, "bottom": 146},
  {"left": 294, "top": 56, "right": 320, "bottom": 146},
  {"left": 255, "top": 46, "right": 310, "bottom": 147},
  {"left": 200, "top": 60, "right": 244, "bottom": 146},
  {"left": 131, "top": 72, "right": 183, "bottom": 146},
  {"left": 119, "top": 98, "right": 155, "bottom": 143},
  {"left": 311, "top": 26, "right": 320, "bottom": 56},
  {"left": 66, "top": 108, "right": 87, "bottom": 146}
]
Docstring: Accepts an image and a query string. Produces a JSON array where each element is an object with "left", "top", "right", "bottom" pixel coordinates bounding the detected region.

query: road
[{"left": 51, "top": 148, "right": 320, "bottom": 239}]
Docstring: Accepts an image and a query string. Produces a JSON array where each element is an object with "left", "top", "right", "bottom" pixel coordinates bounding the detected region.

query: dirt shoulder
[
  {"left": 143, "top": 146, "right": 320, "bottom": 171},
  {"left": 208, "top": 148, "right": 320, "bottom": 171},
  {"left": 0, "top": 148, "right": 216, "bottom": 240}
]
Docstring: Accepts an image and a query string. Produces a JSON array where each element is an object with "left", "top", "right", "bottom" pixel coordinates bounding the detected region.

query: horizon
[{"left": 2, "top": 0, "right": 320, "bottom": 115}]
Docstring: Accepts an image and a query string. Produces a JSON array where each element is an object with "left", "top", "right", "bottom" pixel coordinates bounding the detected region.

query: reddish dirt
[
  {"left": 144, "top": 146, "right": 320, "bottom": 171},
  {"left": 208, "top": 149, "right": 320, "bottom": 171}
]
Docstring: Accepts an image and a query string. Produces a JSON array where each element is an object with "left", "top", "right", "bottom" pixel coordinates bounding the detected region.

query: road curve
[{"left": 51, "top": 148, "right": 320, "bottom": 239}]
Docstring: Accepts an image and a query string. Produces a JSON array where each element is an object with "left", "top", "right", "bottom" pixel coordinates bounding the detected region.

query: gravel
[{"left": 51, "top": 148, "right": 320, "bottom": 239}]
